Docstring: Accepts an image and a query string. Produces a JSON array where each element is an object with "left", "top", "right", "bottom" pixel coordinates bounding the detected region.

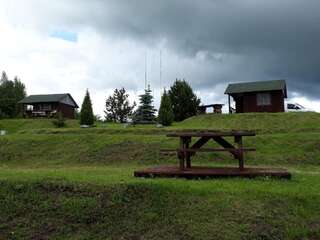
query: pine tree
[
  {"left": 13, "top": 76, "right": 27, "bottom": 116},
  {"left": 158, "top": 89, "right": 174, "bottom": 126},
  {"left": 168, "top": 79, "right": 201, "bottom": 121},
  {"left": 133, "top": 85, "right": 156, "bottom": 124},
  {"left": 0, "top": 71, "right": 26, "bottom": 118},
  {"left": 104, "top": 88, "right": 136, "bottom": 123},
  {"left": 80, "top": 89, "right": 94, "bottom": 126},
  {"left": 0, "top": 71, "right": 8, "bottom": 83}
]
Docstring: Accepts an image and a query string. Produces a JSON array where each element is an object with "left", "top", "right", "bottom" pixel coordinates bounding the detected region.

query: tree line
[
  {"left": 0, "top": 71, "right": 26, "bottom": 118},
  {"left": 0, "top": 70, "right": 200, "bottom": 126},
  {"left": 80, "top": 79, "right": 201, "bottom": 126}
]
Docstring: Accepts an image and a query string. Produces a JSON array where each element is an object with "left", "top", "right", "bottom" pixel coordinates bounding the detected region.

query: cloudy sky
[{"left": 1, "top": 0, "right": 320, "bottom": 115}]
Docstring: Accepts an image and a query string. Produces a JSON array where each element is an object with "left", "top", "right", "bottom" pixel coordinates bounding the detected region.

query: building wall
[
  {"left": 235, "top": 90, "right": 285, "bottom": 113},
  {"left": 57, "top": 103, "right": 76, "bottom": 119}
]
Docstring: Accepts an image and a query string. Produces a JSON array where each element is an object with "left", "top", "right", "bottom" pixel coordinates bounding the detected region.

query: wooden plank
[
  {"left": 212, "top": 136, "right": 238, "bottom": 158},
  {"left": 235, "top": 135, "right": 244, "bottom": 170},
  {"left": 134, "top": 166, "right": 291, "bottom": 179},
  {"left": 189, "top": 136, "right": 211, "bottom": 157},
  {"left": 179, "top": 137, "right": 185, "bottom": 170},
  {"left": 167, "top": 131, "right": 255, "bottom": 138},
  {"left": 178, "top": 147, "right": 256, "bottom": 152},
  {"left": 185, "top": 138, "right": 191, "bottom": 168}
]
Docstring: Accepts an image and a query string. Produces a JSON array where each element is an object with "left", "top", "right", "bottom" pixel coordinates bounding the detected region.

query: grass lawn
[{"left": 0, "top": 112, "right": 320, "bottom": 239}]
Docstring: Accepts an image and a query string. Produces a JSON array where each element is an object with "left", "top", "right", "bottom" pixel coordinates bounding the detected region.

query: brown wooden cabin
[
  {"left": 225, "top": 80, "right": 287, "bottom": 113},
  {"left": 19, "top": 93, "right": 79, "bottom": 119}
]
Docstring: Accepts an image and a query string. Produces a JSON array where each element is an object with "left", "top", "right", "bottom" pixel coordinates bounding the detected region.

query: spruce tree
[
  {"left": 133, "top": 85, "right": 156, "bottom": 124},
  {"left": 158, "top": 89, "right": 174, "bottom": 126},
  {"left": 80, "top": 89, "right": 94, "bottom": 126}
]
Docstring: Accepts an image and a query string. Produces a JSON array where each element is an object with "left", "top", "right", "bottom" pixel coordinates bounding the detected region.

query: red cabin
[{"left": 225, "top": 80, "right": 287, "bottom": 113}]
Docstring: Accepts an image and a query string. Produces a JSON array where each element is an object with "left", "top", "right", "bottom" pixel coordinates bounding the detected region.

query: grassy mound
[
  {"left": 1, "top": 113, "right": 319, "bottom": 167},
  {"left": 177, "top": 112, "right": 320, "bottom": 133}
]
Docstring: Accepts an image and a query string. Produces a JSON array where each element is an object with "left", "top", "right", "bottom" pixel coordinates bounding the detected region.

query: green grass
[
  {"left": 176, "top": 112, "right": 320, "bottom": 133},
  {"left": 0, "top": 112, "right": 320, "bottom": 239}
]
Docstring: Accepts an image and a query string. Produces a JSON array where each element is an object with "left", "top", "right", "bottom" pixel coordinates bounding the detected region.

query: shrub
[{"left": 52, "top": 112, "right": 65, "bottom": 128}]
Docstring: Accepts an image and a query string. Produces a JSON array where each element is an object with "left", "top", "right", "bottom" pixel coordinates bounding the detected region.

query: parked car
[{"left": 285, "top": 103, "right": 314, "bottom": 112}]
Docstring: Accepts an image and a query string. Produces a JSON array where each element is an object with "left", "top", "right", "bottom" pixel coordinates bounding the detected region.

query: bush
[{"left": 52, "top": 112, "right": 65, "bottom": 128}]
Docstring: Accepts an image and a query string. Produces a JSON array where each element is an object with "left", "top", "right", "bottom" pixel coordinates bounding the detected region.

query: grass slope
[
  {"left": 177, "top": 112, "right": 320, "bottom": 133},
  {"left": 0, "top": 112, "right": 320, "bottom": 239}
]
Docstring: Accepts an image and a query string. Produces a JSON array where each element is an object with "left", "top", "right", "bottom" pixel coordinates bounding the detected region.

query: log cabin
[
  {"left": 225, "top": 80, "right": 287, "bottom": 113},
  {"left": 19, "top": 93, "right": 79, "bottom": 119}
]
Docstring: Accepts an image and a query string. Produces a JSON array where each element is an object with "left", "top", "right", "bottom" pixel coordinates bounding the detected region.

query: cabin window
[
  {"left": 26, "top": 105, "right": 33, "bottom": 111},
  {"left": 257, "top": 93, "right": 271, "bottom": 106},
  {"left": 40, "top": 104, "right": 52, "bottom": 111}
]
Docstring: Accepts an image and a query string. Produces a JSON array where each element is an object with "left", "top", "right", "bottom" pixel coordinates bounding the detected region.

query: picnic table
[
  {"left": 165, "top": 130, "right": 256, "bottom": 171},
  {"left": 134, "top": 130, "right": 291, "bottom": 179}
]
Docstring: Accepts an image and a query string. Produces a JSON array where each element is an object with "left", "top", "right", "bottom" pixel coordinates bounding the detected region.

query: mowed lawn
[{"left": 0, "top": 112, "right": 320, "bottom": 239}]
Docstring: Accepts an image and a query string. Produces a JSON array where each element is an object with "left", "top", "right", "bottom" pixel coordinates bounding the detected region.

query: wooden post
[
  {"left": 235, "top": 136, "right": 244, "bottom": 170},
  {"left": 179, "top": 137, "right": 185, "bottom": 170},
  {"left": 228, "top": 95, "right": 231, "bottom": 114},
  {"left": 186, "top": 137, "right": 191, "bottom": 168}
]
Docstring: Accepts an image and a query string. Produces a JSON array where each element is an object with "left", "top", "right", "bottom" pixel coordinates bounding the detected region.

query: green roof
[
  {"left": 225, "top": 80, "right": 287, "bottom": 97},
  {"left": 18, "top": 93, "right": 79, "bottom": 107}
]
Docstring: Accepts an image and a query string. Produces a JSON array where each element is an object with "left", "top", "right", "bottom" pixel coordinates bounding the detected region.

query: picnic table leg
[
  {"left": 179, "top": 137, "right": 185, "bottom": 170},
  {"left": 186, "top": 137, "right": 191, "bottom": 168},
  {"left": 235, "top": 136, "right": 244, "bottom": 170}
]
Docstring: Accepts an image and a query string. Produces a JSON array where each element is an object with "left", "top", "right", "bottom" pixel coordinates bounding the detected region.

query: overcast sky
[{"left": 1, "top": 0, "right": 319, "bottom": 115}]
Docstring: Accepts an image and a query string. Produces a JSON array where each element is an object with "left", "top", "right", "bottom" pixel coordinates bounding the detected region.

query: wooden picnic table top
[{"left": 167, "top": 130, "right": 255, "bottom": 138}]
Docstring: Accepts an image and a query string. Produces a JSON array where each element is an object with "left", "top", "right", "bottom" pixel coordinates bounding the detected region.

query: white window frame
[{"left": 257, "top": 93, "right": 271, "bottom": 106}]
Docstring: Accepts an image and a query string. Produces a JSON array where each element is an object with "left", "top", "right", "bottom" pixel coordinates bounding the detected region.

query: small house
[
  {"left": 19, "top": 93, "right": 79, "bottom": 119},
  {"left": 225, "top": 80, "right": 287, "bottom": 113}
]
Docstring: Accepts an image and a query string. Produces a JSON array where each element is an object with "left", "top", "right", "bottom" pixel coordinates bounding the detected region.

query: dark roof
[
  {"left": 225, "top": 80, "right": 287, "bottom": 97},
  {"left": 18, "top": 93, "right": 79, "bottom": 108}
]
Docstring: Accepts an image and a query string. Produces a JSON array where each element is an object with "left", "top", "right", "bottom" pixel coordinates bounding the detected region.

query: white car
[{"left": 285, "top": 103, "right": 314, "bottom": 112}]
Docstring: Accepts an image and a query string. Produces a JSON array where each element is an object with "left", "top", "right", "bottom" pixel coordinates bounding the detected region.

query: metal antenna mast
[
  {"left": 160, "top": 50, "right": 162, "bottom": 94},
  {"left": 145, "top": 51, "right": 147, "bottom": 90}
]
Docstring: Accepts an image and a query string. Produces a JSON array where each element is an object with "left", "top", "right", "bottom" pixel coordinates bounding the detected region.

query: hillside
[
  {"left": 0, "top": 113, "right": 320, "bottom": 239},
  {"left": 177, "top": 112, "right": 320, "bottom": 133},
  {"left": 1, "top": 112, "right": 320, "bottom": 134}
]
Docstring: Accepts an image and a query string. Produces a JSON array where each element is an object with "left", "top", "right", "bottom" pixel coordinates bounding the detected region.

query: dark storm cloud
[
  {"left": 28, "top": 0, "right": 320, "bottom": 99},
  {"left": 69, "top": 0, "right": 320, "bottom": 99}
]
